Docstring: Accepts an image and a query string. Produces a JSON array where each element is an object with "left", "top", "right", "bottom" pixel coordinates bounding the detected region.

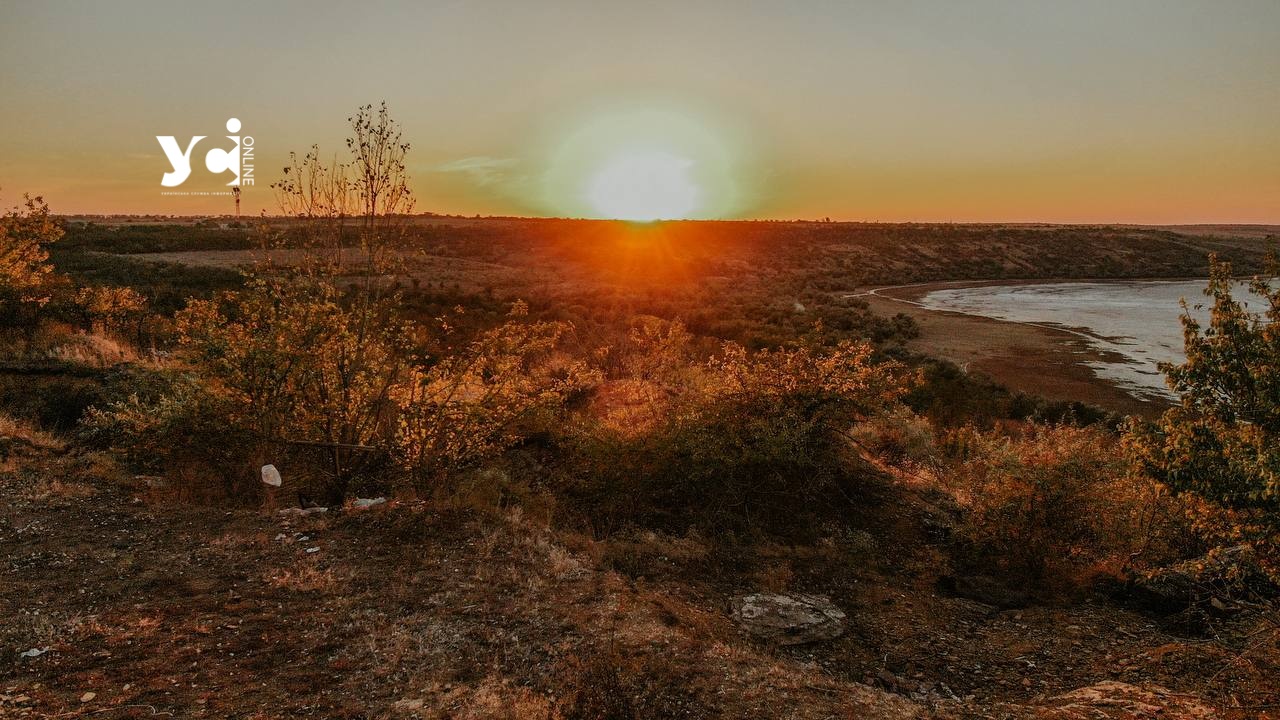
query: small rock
[
  {"left": 278, "top": 507, "right": 327, "bottom": 517},
  {"left": 80, "top": 692, "right": 96, "bottom": 703},
  {"left": 136, "top": 475, "right": 167, "bottom": 489},
  {"left": 352, "top": 497, "right": 387, "bottom": 509},
  {"left": 19, "top": 647, "right": 49, "bottom": 658},
  {"left": 393, "top": 698, "right": 425, "bottom": 711},
  {"left": 261, "top": 464, "right": 282, "bottom": 487},
  {"left": 874, "top": 668, "right": 916, "bottom": 695},
  {"left": 305, "top": 547, "right": 320, "bottom": 554},
  {"left": 731, "top": 593, "right": 846, "bottom": 645}
]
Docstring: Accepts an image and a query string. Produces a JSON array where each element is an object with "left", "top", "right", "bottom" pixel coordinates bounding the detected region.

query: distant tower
[{"left": 232, "top": 186, "right": 241, "bottom": 219}]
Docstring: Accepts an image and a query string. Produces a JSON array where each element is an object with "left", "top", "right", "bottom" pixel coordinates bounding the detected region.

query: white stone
[
  {"left": 278, "top": 507, "right": 327, "bottom": 517},
  {"left": 261, "top": 464, "right": 282, "bottom": 487}
]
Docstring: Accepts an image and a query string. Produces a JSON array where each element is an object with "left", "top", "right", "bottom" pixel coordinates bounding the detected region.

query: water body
[{"left": 916, "top": 280, "right": 1234, "bottom": 402}]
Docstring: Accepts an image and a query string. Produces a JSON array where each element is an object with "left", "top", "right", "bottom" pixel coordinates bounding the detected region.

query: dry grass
[
  {"left": 5, "top": 323, "right": 145, "bottom": 367},
  {"left": 263, "top": 559, "right": 348, "bottom": 592},
  {"left": 0, "top": 413, "right": 63, "bottom": 453},
  {"left": 47, "top": 331, "right": 137, "bottom": 365},
  {"left": 21, "top": 476, "right": 97, "bottom": 501}
]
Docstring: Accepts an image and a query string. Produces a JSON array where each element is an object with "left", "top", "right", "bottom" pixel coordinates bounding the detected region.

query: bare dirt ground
[
  {"left": 0, "top": 446, "right": 913, "bottom": 719},
  {"left": 3, "top": 441, "right": 1276, "bottom": 719}
]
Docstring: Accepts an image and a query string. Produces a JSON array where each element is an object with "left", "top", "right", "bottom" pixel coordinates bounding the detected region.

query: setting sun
[
  {"left": 586, "top": 150, "right": 699, "bottom": 221},
  {"left": 538, "top": 105, "right": 745, "bottom": 220}
]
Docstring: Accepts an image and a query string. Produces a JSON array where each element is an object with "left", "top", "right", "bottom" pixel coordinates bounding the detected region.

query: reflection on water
[{"left": 917, "top": 280, "right": 1241, "bottom": 402}]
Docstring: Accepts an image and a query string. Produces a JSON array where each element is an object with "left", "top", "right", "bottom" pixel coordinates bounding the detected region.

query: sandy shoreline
[{"left": 856, "top": 280, "right": 1179, "bottom": 417}]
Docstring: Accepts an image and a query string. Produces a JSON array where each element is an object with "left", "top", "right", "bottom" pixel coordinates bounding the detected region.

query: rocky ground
[{"left": 1, "top": 438, "right": 1277, "bottom": 719}]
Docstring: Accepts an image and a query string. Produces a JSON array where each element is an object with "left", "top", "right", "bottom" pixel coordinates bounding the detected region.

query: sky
[{"left": 1, "top": 0, "right": 1278, "bottom": 223}]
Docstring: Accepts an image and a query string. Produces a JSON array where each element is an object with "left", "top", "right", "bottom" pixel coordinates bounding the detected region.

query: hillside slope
[{"left": 3, "top": 441, "right": 1274, "bottom": 718}]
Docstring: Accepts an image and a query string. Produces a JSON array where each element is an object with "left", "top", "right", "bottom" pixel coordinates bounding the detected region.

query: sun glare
[
  {"left": 539, "top": 105, "right": 747, "bottom": 221},
  {"left": 587, "top": 151, "right": 699, "bottom": 221}
]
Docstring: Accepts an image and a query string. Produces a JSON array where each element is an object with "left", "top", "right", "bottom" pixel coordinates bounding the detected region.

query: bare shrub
[{"left": 395, "top": 302, "right": 599, "bottom": 490}]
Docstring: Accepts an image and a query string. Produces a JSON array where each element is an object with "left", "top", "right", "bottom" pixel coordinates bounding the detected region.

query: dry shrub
[
  {"left": 79, "top": 367, "right": 258, "bottom": 502},
  {"left": 395, "top": 306, "right": 599, "bottom": 490},
  {"left": 587, "top": 378, "right": 677, "bottom": 437},
  {"left": 569, "top": 340, "right": 913, "bottom": 539},
  {"left": 175, "top": 275, "right": 410, "bottom": 500},
  {"left": 0, "top": 194, "right": 62, "bottom": 328},
  {"left": 953, "top": 424, "right": 1190, "bottom": 590},
  {"left": 432, "top": 465, "right": 559, "bottom": 529},
  {"left": 848, "top": 407, "right": 939, "bottom": 470}
]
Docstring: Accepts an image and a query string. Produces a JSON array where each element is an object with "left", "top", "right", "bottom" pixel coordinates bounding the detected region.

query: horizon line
[{"left": 48, "top": 212, "right": 1280, "bottom": 229}]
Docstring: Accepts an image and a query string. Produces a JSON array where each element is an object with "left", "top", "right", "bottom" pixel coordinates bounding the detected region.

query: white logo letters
[
  {"left": 157, "top": 135, "right": 205, "bottom": 187},
  {"left": 157, "top": 118, "right": 253, "bottom": 188}
]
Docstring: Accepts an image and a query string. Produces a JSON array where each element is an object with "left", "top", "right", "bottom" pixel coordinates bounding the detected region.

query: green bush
[{"left": 1125, "top": 256, "right": 1280, "bottom": 552}]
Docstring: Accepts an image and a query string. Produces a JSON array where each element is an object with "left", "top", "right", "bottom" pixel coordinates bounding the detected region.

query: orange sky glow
[{"left": 2, "top": 1, "right": 1278, "bottom": 223}]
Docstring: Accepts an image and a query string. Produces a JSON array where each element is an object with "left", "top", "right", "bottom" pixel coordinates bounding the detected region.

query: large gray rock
[{"left": 731, "top": 593, "right": 846, "bottom": 645}]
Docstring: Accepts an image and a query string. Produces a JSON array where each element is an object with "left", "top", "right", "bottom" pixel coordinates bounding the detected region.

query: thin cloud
[{"left": 433, "top": 156, "right": 518, "bottom": 187}]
